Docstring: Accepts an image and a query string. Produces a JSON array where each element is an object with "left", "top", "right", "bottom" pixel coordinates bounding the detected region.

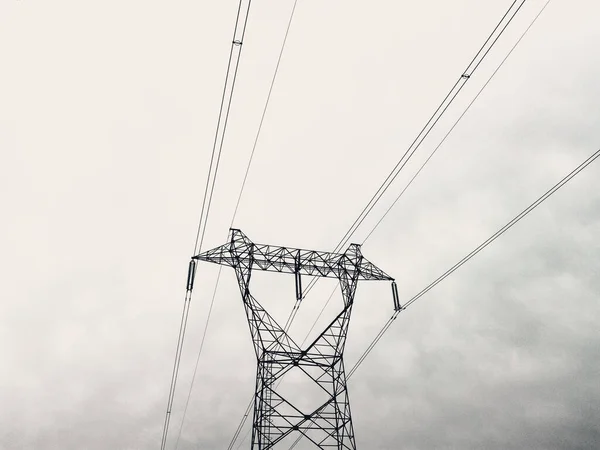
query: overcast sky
[{"left": 1, "top": 0, "right": 599, "bottom": 449}]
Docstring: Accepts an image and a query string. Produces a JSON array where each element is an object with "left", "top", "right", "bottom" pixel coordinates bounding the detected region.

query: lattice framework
[{"left": 195, "top": 229, "right": 398, "bottom": 449}]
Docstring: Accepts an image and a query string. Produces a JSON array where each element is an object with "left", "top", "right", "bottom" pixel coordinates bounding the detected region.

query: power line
[
  {"left": 230, "top": 0, "right": 301, "bottom": 223},
  {"left": 345, "top": 0, "right": 554, "bottom": 383},
  {"left": 282, "top": 0, "right": 529, "bottom": 331},
  {"left": 193, "top": 0, "right": 253, "bottom": 257},
  {"left": 173, "top": 266, "right": 223, "bottom": 449},
  {"left": 228, "top": 395, "right": 254, "bottom": 450},
  {"left": 285, "top": 2, "right": 558, "bottom": 446},
  {"left": 361, "top": 0, "right": 553, "bottom": 246},
  {"left": 159, "top": 289, "right": 193, "bottom": 450},
  {"left": 174, "top": 1, "right": 301, "bottom": 447},
  {"left": 347, "top": 146, "right": 600, "bottom": 380},
  {"left": 331, "top": 0, "right": 527, "bottom": 255},
  {"left": 229, "top": 3, "right": 532, "bottom": 447},
  {"left": 288, "top": 433, "right": 303, "bottom": 450},
  {"left": 159, "top": 1, "right": 253, "bottom": 449}
]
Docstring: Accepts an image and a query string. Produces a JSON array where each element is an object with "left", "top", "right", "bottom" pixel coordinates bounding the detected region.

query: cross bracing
[{"left": 194, "top": 229, "right": 397, "bottom": 449}]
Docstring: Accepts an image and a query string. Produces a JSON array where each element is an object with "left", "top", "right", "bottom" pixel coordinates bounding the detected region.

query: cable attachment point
[
  {"left": 186, "top": 259, "right": 197, "bottom": 291},
  {"left": 461, "top": 73, "right": 471, "bottom": 79},
  {"left": 233, "top": 40, "right": 243, "bottom": 46}
]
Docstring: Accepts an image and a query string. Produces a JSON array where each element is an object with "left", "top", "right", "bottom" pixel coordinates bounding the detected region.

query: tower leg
[{"left": 232, "top": 271, "right": 359, "bottom": 448}]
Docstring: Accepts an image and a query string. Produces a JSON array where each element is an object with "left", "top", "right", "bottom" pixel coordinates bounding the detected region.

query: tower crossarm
[{"left": 193, "top": 229, "right": 393, "bottom": 281}]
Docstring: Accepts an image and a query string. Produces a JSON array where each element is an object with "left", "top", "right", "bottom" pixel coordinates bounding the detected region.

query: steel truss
[{"left": 195, "top": 229, "right": 397, "bottom": 449}]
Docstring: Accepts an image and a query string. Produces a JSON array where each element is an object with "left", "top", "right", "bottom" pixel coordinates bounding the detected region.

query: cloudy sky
[{"left": 1, "top": 0, "right": 599, "bottom": 449}]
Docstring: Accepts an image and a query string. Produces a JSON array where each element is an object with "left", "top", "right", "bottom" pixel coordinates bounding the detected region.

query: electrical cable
[
  {"left": 332, "top": 0, "right": 527, "bottom": 257},
  {"left": 271, "top": 145, "right": 600, "bottom": 450},
  {"left": 160, "top": 1, "right": 253, "bottom": 449},
  {"left": 159, "top": 290, "right": 193, "bottom": 450},
  {"left": 173, "top": 1, "right": 301, "bottom": 448},
  {"left": 230, "top": 0, "right": 301, "bottom": 222},
  {"left": 288, "top": 433, "right": 303, "bottom": 450},
  {"left": 361, "top": 0, "right": 553, "bottom": 245},
  {"left": 227, "top": 395, "right": 254, "bottom": 450},
  {"left": 285, "top": 3, "right": 557, "bottom": 446},
  {"left": 173, "top": 266, "right": 223, "bottom": 449},
  {"left": 347, "top": 146, "right": 600, "bottom": 380},
  {"left": 282, "top": 0, "right": 529, "bottom": 331},
  {"left": 194, "top": 0, "right": 252, "bottom": 256},
  {"left": 345, "top": 0, "right": 554, "bottom": 382},
  {"left": 282, "top": 0, "right": 528, "bottom": 338},
  {"left": 230, "top": 3, "right": 533, "bottom": 446}
]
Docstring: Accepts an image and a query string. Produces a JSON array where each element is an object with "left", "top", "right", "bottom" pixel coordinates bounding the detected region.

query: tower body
[{"left": 195, "top": 229, "right": 394, "bottom": 449}]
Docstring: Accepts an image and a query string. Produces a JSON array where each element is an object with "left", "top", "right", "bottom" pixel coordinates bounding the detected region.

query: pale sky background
[{"left": 1, "top": 0, "right": 599, "bottom": 449}]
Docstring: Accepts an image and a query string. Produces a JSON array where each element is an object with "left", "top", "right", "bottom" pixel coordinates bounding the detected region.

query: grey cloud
[{"left": 2, "top": 0, "right": 600, "bottom": 449}]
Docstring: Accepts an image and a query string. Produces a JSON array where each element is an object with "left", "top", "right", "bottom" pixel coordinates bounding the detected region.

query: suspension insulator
[
  {"left": 295, "top": 250, "right": 303, "bottom": 301},
  {"left": 295, "top": 271, "right": 303, "bottom": 301},
  {"left": 392, "top": 281, "right": 401, "bottom": 311},
  {"left": 186, "top": 259, "right": 197, "bottom": 291}
]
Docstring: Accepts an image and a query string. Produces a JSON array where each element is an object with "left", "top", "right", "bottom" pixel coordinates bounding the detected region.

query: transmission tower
[{"left": 195, "top": 229, "right": 399, "bottom": 449}]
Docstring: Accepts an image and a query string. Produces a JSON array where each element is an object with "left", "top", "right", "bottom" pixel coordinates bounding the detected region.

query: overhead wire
[
  {"left": 193, "top": 0, "right": 253, "bottom": 257},
  {"left": 361, "top": 0, "right": 553, "bottom": 246},
  {"left": 224, "top": 4, "right": 305, "bottom": 450},
  {"left": 347, "top": 146, "right": 600, "bottom": 380},
  {"left": 288, "top": 433, "right": 303, "bottom": 450},
  {"left": 287, "top": 2, "right": 555, "bottom": 448},
  {"left": 160, "top": 1, "right": 252, "bottom": 449},
  {"left": 280, "top": 0, "right": 529, "bottom": 337},
  {"left": 228, "top": 397, "right": 254, "bottom": 450},
  {"left": 230, "top": 2, "right": 534, "bottom": 448},
  {"left": 173, "top": 267, "right": 223, "bottom": 449},
  {"left": 169, "top": 1, "right": 302, "bottom": 448},
  {"left": 331, "top": 0, "right": 527, "bottom": 255},
  {"left": 280, "top": 132, "right": 598, "bottom": 450},
  {"left": 230, "top": 0, "right": 301, "bottom": 223},
  {"left": 159, "top": 289, "right": 193, "bottom": 450},
  {"left": 346, "top": 0, "right": 554, "bottom": 383},
  {"left": 308, "top": 1, "right": 556, "bottom": 383}
]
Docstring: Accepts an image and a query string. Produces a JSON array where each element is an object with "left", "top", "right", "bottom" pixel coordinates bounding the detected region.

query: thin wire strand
[
  {"left": 196, "top": 1, "right": 253, "bottom": 255},
  {"left": 234, "top": 408, "right": 254, "bottom": 450},
  {"left": 228, "top": 395, "right": 254, "bottom": 450},
  {"left": 332, "top": 0, "right": 526, "bottom": 255},
  {"left": 176, "top": 1, "right": 301, "bottom": 447},
  {"left": 283, "top": 0, "right": 528, "bottom": 333},
  {"left": 348, "top": 145, "right": 600, "bottom": 380},
  {"left": 362, "top": 0, "right": 551, "bottom": 245},
  {"left": 231, "top": 0, "right": 300, "bottom": 223},
  {"left": 288, "top": 433, "right": 303, "bottom": 450},
  {"left": 344, "top": 0, "right": 554, "bottom": 381},
  {"left": 192, "top": 0, "right": 245, "bottom": 256},
  {"left": 234, "top": 4, "right": 532, "bottom": 444},
  {"left": 173, "top": 266, "right": 223, "bottom": 449},
  {"left": 230, "top": 1, "right": 534, "bottom": 447},
  {"left": 288, "top": 3, "right": 557, "bottom": 446},
  {"left": 159, "top": 292, "right": 193, "bottom": 450},
  {"left": 161, "top": 1, "right": 253, "bottom": 448}
]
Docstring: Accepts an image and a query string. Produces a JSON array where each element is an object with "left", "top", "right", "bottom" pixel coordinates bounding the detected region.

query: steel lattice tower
[{"left": 194, "top": 229, "right": 399, "bottom": 449}]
